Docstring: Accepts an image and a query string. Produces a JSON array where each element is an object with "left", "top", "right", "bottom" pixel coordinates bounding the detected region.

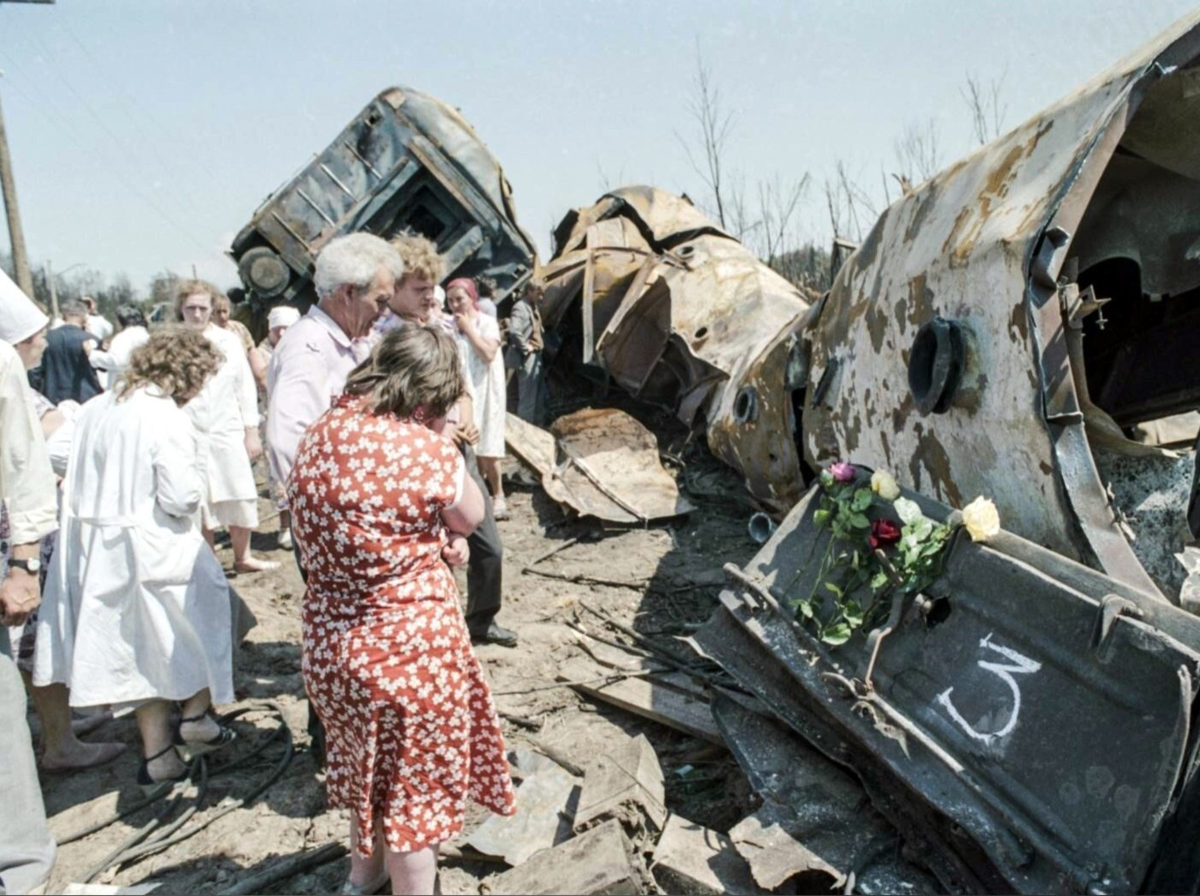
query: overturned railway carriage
[
  {"left": 230, "top": 86, "right": 536, "bottom": 317},
  {"left": 694, "top": 12, "right": 1200, "bottom": 895},
  {"left": 803, "top": 13, "right": 1200, "bottom": 602},
  {"left": 540, "top": 187, "right": 812, "bottom": 514}
]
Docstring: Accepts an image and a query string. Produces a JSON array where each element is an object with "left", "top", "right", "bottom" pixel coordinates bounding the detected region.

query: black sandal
[
  {"left": 137, "top": 743, "right": 190, "bottom": 797},
  {"left": 173, "top": 709, "right": 237, "bottom": 762}
]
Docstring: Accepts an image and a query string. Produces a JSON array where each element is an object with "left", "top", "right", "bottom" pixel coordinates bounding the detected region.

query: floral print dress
[{"left": 288, "top": 397, "right": 515, "bottom": 856}]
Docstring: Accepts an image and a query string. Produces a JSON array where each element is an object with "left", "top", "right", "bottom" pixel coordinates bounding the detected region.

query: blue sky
[{"left": 0, "top": 0, "right": 1196, "bottom": 291}]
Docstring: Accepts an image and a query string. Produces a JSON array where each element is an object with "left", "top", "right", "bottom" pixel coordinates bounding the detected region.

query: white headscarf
[
  {"left": 268, "top": 305, "right": 301, "bottom": 329},
  {"left": 0, "top": 268, "right": 49, "bottom": 345}
]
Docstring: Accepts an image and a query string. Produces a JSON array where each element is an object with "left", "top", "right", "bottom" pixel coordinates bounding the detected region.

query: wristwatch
[{"left": 8, "top": 557, "right": 41, "bottom": 574}]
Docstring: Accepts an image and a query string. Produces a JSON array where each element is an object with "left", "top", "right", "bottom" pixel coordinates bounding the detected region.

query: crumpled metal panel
[
  {"left": 803, "top": 12, "right": 1200, "bottom": 598},
  {"left": 696, "top": 480, "right": 1200, "bottom": 894},
  {"left": 540, "top": 188, "right": 810, "bottom": 514},
  {"left": 711, "top": 693, "right": 945, "bottom": 894},
  {"left": 231, "top": 86, "right": 537, "bottom": 316},
  {"left": 504, "top": 408, "right": 693, "bottom": 523}
]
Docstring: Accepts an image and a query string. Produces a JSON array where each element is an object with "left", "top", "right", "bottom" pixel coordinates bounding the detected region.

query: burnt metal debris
[
  {"left": 527, "top": 12, "right": 1200, "bottom": 895},
  {"left": 801, "top": 12, "right": 1200, "bottom": 603},
  {"left": 504, "top": 407, "right": 694, "bottom": 524},
  {"left": 230, "top": 86, "right": 537, "bottom": 316},
  {"left": 539, "top": 186, "right": 813, "bottom": 516},
  {"left": 697, "top": 480, "right": 1200, "bottom": 894}
]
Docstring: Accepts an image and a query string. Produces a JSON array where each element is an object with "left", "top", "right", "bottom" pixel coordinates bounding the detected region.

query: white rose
[
  {"left": 962, "top": 496, "right": 1001, "bottom": 542},
  {"left": 870, "top": 470, "right": 900, "bottom": 501}
]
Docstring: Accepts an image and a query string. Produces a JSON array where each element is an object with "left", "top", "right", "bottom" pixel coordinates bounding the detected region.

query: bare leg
[
  {"left": 28, "top": 680, "right": 124, "bottom": 771},
  {"left": 135, "top": 699, "right": 185, "bottom": 781},
  {"left": 178, "top": 688, "right": 221, "bottom": 743},
  {"left": 232, "top": 526, "right": 277, "bottom": 572},
  {"left": 387, "top": 844, "right": 439, "bottom": 896},
  {"left": 348, "top": 816, "right": 386, "bottom": 888},
  {"left": 478, "top": 457, "right": 503, "bottom": 502},
  {"left": 203, "top": 526, "right": 216, "bottom": 551}
]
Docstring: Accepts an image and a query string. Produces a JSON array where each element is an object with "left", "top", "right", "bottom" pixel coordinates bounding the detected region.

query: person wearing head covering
[
  {"left": 258, "top": 305, "right": 301, "bottom": 549},
  {"left": 258, "top": 305, "right": 301, "bottom": 367},
  {"left": 0, "top": 269, "right": 60, "bottom": 893},
  {"left": 89, "top": 305, "right": 150, "bottom": 389},
  {"left": 445, "top": 278, "right": 509, "bottom": 520},
  {"left": 1, "top": 272, "right": 127, "bottom": 780}
]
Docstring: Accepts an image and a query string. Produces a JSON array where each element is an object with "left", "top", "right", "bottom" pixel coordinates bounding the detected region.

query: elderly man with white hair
[
  {"left": 266, "top": 233, "right": 404, "bottom": 766},
  {"left": 265, "top": 234, "right": 404, "bottom": 497}
]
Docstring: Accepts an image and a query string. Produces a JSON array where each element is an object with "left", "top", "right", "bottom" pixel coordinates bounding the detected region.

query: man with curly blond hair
[{"left": 379, "top": 233, "right": 516, "bottom": 648}]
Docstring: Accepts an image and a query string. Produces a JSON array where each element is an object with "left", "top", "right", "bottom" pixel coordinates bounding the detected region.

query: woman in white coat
[
  {"left": 34, "top": 329, "right": 237, "bottom": 794},
  {"left": 176, "top": 281, "right": 277, "bottom": 573},
  {"left": 446, "top": 278, "right": 509, "bottom": 519}
]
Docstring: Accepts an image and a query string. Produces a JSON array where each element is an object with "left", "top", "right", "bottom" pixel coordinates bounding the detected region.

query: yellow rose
[
  {"left": 870, "top": 470, "right": 900, "bottom": 501},
  {"left": 962, "top": 496, "right": 1001, "bottom": 542}
]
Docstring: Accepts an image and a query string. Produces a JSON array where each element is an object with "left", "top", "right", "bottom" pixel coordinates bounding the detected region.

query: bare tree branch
[
  {"left": 675, "top": 41, "right": 735, "bottom": 228},
  {"left": 894, "top": 117, "right": 942, "bottom": 185},
  {"left": 756, "top": 173, "right": 810, "bottom": 265},
  {"left": 962, "top": 72, "right": 1008, "bottom": 146}
]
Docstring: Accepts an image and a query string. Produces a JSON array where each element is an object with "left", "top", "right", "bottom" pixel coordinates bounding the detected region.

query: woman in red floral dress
[{"left": 288, "top": 326, "right": 516, "bottom": 895}]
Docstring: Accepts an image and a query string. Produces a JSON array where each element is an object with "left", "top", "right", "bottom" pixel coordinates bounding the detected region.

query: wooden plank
[{"left": 558, "top": 658, "right": 723, "bottom": 746}]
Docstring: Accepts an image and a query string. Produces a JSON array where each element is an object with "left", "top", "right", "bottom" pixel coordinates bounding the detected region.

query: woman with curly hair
[{"left": 34, "top": 329, "right": 239, "bottom": 794}]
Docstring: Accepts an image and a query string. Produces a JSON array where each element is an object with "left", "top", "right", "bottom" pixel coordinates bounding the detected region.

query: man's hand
[
  {"left": 0, "top": 567, "right": 40, "bottom": 626},
  {"left": 244, "top": 428, "right": 263, "bottom": 462},
  {"left": 453, "top": 420, "right": 480, "bottom": 447},
  {"left": 442, "top": 534, "right": 470, "bottom": 568}
]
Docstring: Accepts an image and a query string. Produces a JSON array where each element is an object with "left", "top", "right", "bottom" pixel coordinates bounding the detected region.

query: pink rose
[
  {"left": 829, "top": 462, "right": 857, "bottom": 483},
  {"left": 869, "top": 519, "right": 901, "bottom": 550}
]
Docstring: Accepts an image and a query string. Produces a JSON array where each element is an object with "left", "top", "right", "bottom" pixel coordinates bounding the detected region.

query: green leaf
[
  {"left": 912, "top": 518, "right": 934, "bottom": 540},
  {"left": 843, "top": 600, "right": 865, "bottom": 628},
  {"left": 894, "top": 497, "right": 924, "bottom": 525},
  {"left": 820, "top": 470, "right": 835, "bottom": 489},
  {"left": 870, "top": 570, "right": 891, "bottom": 590},
  {"left": 824, "top": 581, "right": 845, "bottom": 599},
  {"left": 794, "top": 599, "right": 814, "bottom": 619},
  {"left": 814, "top": 508, "right": 830, "bottom": 527},
  {"left": 851, "top": 550, "right": 860, "bottom": 570},
  {"left": 821, "top": 623, "right": 852, "bottom": 646},
  {"left": 853, "top": 489, "right": 874, "bottom": 511},
  {"left": 848, "top": 513, "right": 870, "bottom": 530}
]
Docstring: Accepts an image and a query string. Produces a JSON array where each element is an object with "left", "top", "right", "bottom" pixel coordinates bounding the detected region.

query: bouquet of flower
[{"left": 791, "top": 462, "right": 1000, "bottom": 646}]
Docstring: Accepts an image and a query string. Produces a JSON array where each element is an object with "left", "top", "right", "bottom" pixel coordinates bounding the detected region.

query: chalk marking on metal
[{"left": 937, "top": 633, "right": 1042, "bottom": 744}]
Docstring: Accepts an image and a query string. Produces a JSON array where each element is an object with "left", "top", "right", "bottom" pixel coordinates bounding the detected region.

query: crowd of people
[{"left": 0, "top": 233, "right": 550, "bottom": 895}]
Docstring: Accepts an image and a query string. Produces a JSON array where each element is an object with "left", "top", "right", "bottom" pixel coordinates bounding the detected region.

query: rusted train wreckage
[
  {"left": 537, "top": 12, "right": 1200, "bottom": 895},
  {"left": 229, "top": 85, "right": 536, "bottom": 317}
]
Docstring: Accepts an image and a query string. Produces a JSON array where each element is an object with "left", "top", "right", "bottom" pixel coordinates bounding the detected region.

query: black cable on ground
[{"left": 62, "top": 701, "right": 294, "bottom": 884}]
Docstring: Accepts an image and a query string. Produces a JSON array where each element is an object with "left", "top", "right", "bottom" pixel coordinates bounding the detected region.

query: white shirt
[
  {"left": 0, "top": 341, "right": 58, "bottom": 545},
  {"left": 266, "top": 304, "right": 372, "bottom": 489},
  {"left": 89, "top": 325, "right": 150, "bottom": 388},
  {"left": 85, "top": 314, "right": 114, "bottom": 342}
]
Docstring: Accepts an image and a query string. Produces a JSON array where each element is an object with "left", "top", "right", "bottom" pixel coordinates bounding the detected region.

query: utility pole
[
  {"left": 44, "top": 260, "right": 58, "bottom": 319},
  {"left": 0, "top": 76, "right": 34, "bottom": 298}
]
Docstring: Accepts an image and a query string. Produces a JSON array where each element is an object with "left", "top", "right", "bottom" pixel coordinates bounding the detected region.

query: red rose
[{"left": 870, "top": 519, "right": 901, "bottom": 550}]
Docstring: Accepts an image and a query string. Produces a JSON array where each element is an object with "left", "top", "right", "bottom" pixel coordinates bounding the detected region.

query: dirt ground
[{"left": 34, "top": 400, "right": 766, "bottom": 894}]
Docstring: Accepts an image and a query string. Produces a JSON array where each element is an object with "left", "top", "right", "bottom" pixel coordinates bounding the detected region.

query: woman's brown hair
[
  {"left": 343, "top": 325, "right": 463, "bottom": 420},
  {"left": 119, "top": 327, "right": 223, "bottom": 405}
]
